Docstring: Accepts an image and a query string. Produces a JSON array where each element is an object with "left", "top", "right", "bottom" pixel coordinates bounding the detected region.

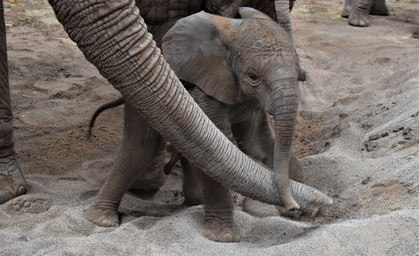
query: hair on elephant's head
[{"left": 163, "top": 7, "right": 303, "bottom": 210}]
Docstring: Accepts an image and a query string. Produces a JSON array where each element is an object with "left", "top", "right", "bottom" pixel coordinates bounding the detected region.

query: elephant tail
[{"left": 87, "top": 97, "right": 125, "bottom": 138}]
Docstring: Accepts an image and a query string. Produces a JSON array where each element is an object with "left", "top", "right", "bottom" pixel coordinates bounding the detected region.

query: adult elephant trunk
[
  {"left": 269, "top": 80, "right": 300, "bottom": 210},
  {"left": 275, "top": 0, "right": 294, "bottom": 41},
  {"left": 48, "top": 0, "right": 332, "bottom": 210},
  {"left": 275, "top": 0, "right": 306, "bottom": 82}
]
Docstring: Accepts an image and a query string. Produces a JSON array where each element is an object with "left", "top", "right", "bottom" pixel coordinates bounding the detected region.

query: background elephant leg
[
  {"left": 232, "top": 110, "right": 304, "bottom": 217},
  {"left": 85, "top": 104, "right": 163, "bottom": 227},
  {"left": 348, "top": 0, "right": 375, "bottom": 27},
  {"left": 0, "top": 1, "right": 26, "bottom": 204},
  {"left": 341, "top": 0, "right": 356, "bottom": 17},
  {"left": 370, "top": 0, "right": 389, "bottom": 16}
]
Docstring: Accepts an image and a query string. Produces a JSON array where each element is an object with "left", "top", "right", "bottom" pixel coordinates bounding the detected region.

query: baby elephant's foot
[
  {"left": 277, "top": 206, "right": 303, "bottom": 219},
  {"left": 348, "top": 11, "right": 370, "bottom": 27},
  {"left": 278, "top": 204, "right": 324, "bottom": 219},
  {"left": 202, "top": 219, "right": 240, "bottom": 242},
  {"left": 85, "top": 205, "right": 119, "bottom": 227},
  {"left": 243, "top": 197, "right": 279, "bottom": 217}
]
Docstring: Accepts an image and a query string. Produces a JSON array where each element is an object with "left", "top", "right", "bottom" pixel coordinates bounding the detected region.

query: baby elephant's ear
[{"left": 162, "top": 11, "right": 244, "bottom": 105}]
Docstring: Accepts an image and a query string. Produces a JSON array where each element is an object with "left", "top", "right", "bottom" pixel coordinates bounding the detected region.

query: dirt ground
[{"left": 1, "top": 0, "right": 418, "bottom": 255}]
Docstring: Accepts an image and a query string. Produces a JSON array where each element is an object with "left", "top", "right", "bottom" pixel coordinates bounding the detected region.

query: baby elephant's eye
[{"left": 247, "top": 71, "right": 260, "bottom": 86}]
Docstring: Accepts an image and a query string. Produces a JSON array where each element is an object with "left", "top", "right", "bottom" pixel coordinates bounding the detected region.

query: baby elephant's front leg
[
  {"left": 232, "top": 110, "right": 304, "bottom": 217},
  {"left": 192, "top": 164, "right": 240, "bottom": 242},
  {"left": 189, "top": 87, "right": 240, "bottom": 242}
]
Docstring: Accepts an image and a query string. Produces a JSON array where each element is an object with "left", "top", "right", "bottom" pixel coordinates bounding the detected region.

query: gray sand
[{"left": 1, "top": 0, "right": 418, "bottom": 255}]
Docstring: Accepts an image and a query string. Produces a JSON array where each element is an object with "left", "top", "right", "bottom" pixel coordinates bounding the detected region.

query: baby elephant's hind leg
[
  {"left": 181, "top": 158, "right": 203, "bottom": 206},
  {"left": 85, "top": 104, "right": 163, "bottom": 227}
]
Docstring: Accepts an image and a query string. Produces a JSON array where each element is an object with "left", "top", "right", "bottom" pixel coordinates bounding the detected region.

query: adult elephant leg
[
  {"left": 0, "top": 0, "right": 26, "bottom": 204},
  {"left": 370, "top": 0, "right": 389, "bottom": 16},
  {"left": 49, "top": 0, "right": 332, "bottom": 211},
  {"left": 85, "top": 104, "right": 162, "bottom": 227},
  {"left": 341, "top": 0, "right": 356, "bottom": 17},
  {"left": 273, "top": 0, "right": 306, "bottom": 81},
  {"left": 348, "top": 0, "right": 375, "bottom": 27},
  {"left": 275, "top": 0, "right": 294, "bottom": 41}
]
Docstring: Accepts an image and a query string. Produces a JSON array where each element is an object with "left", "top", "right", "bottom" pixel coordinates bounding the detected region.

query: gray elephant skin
[
  {"left": 0, "top": 0, "right": 299, "bottom": 205},
  {"left": 342, "top": 0, "right": 389, "bottom": 27},
  {"left": 87, "top": 8, "right": 332, "bottom": 242},
  {"left": 26, "top": 0, "right": 334, "bottom": 243},
  {"left": 163, "top": 9, "right": 312, "bottom": 241}
]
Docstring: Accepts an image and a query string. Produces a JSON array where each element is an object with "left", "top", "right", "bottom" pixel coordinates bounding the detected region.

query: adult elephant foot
[
  {"left": 84, "top": 205, "right": 119, "bottom": 227},
  {"left": 202, "top": 218, "right": 240, "bottom": 243},
  {"left": 0, "top": 174, "right": 27, "bottom": 204},
  {"left": 342, "top": 0, "right": 389, "bottom": 18},
  {"left": 0, "top": 156, "right": 27, "bottom": 204},
  {"left": 348, "top": 10, "right": 371, "bottom": 27},
  {"left": 347, "top": 0, "right": 376, "bottom": 27}
]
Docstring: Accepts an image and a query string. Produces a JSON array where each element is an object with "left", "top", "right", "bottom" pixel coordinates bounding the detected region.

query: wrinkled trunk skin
[
  {"left": 274, "top": 0, "right": 294, "bottom": 41},
  {"left": 48, "top": 0, "right": 332, "bottom": 209},
  {"left": 269, "top": 81, "right": 300, "bottom": 210},
  {"left": 273, "top": 0, "right": 306, "bottom": 81}
]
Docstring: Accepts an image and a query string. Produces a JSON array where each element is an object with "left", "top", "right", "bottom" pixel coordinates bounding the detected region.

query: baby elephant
[
  {"left": 162, "top": 7, "right": 305, "bottom": 242},
  {"left": 86, "top": 8, "right": 332, "bottom": 243}
]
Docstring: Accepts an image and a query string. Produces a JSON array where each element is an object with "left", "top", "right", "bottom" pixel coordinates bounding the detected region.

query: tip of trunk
[{"left": 290, "top": 179, "right": 333, "bottom": 213}]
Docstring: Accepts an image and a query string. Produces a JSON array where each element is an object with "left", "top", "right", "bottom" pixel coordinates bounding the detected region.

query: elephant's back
[{"left": 136, "top": 0, "right": 203, "bottom": 26}]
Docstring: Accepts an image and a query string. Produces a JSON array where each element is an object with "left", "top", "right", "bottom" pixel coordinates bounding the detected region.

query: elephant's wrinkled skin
[
  {"left": 163, "top": 9, "right": 308, "bottom": 241},
  {"left": 88, "top": 8, "right": 330, "bottom": 242},
  {"left": 341, "top": 0, "right": 389, "bottom": 27},
  {"left": 46, "top": 0, "right": 332, "bottom": 242}
]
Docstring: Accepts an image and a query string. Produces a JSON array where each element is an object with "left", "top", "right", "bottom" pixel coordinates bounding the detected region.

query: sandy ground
[{"left": 1, "top": 0, "right": 418, "bottom": 255}]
